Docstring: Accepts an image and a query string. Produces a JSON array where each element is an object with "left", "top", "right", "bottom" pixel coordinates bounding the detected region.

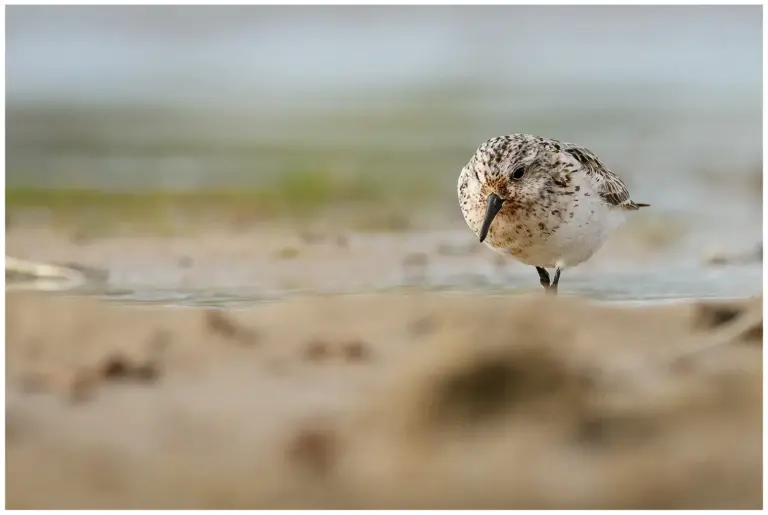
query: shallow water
[
  {"left": 12, "top": 261, "right": 761, "bottom": 309},
  {"left": 7, "top": 223, "right": 762, "bottom": 308}
]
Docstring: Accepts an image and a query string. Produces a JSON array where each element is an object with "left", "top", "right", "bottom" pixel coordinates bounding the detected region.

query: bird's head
[{"left": 465, "top": 135, "right": 554, "bottom": 242}]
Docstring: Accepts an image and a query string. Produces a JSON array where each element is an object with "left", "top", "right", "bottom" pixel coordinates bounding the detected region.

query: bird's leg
[
  {"left": 535, "top": 267, "right": 551, "bottom": 291},
  {"left": 549, "top": 267, "right": 562, "bottom": 295}
]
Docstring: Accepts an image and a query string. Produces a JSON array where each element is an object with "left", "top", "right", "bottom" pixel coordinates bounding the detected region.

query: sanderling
[{"left": 458, "top": 134, "right": 649, "bottom": 294}]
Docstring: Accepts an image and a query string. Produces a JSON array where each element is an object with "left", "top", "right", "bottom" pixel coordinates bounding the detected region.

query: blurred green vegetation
[
  {"left": 6, "top": 86, "right": 760, "bottom": 239},
  {"left": 6, "top": 164, "right": 440, "bottom": 235}
]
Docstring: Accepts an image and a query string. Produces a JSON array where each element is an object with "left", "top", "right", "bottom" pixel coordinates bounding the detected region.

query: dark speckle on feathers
[{"left": 564, "top": 145, "right": 647, "bottom": 209}]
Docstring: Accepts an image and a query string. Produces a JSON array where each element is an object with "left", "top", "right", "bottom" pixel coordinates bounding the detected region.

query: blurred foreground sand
[{"left": 6, "top": 290, "right": 762, "bottom": 509}]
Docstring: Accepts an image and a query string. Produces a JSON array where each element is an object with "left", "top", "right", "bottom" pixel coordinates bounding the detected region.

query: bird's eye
[{"left": 512, "top": 167, "right": 525, "bottom": 180}]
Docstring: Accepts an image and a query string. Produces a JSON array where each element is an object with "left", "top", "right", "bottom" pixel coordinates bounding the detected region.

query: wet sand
[
  {"left": 5, "top": 221, "right": 666, "bottom": 288},
  {"left": 6, "top": 289, "right": 762, "bottom": 509},
  {"left": 6, "top": 222, "right": 763, "bottom": 304}
]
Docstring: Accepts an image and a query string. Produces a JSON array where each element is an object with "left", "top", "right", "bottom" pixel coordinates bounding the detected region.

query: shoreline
[
  {"left": 6, "top": 277, "right": 761, "bottom": 308},
  {"left": 6, "top": 222, "right": 762, "bottom": 306}
]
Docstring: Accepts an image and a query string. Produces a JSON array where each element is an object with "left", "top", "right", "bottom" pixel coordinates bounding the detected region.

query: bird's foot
[
  {"left": 536, "top": 267, "right": 561, "bottom": 296},
  {"left": 536, "top": 267, "right": 550, "bottom": 290}
]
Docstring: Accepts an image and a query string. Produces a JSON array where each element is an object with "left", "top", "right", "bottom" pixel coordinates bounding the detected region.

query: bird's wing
[
  {"left": 595, "top": 169, "right": 633, "bottom": 207},
  {"left": 563, "top": 146, "right": 636, "bottom": 209}
]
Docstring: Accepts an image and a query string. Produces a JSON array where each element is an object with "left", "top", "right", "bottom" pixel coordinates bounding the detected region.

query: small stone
[
  {"left": 304, "top": 340, "right": 331, "bottom": 361},
  {"left": 286, "top": 426, "right": 338, "bottom": 476},
  {"left": 205, "top": 310, "right": 259, "bottom": 345},
  {"left": 342, "top": 339, "right": 371, "bottom": 362},
  {"left": 102, "top": 356, "right": 130, "bottom": 380}
]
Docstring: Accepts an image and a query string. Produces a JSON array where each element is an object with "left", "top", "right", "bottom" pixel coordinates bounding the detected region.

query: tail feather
[{"left": 622, "top": 201, "right": 650, "bottom": 211}]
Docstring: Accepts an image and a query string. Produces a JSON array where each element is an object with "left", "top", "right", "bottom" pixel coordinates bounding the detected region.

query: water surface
[{"left": 11, "top": 261, "right": 760, "bottom": 309}]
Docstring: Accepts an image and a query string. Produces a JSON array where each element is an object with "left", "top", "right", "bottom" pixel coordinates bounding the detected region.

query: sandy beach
[{"left": 6, "top": 286, "right": 762, "bottom": 509}]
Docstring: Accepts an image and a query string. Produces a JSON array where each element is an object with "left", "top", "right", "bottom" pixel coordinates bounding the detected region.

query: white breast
[{"left": 546, "top": 189, "right": 626, "bottom": 267}]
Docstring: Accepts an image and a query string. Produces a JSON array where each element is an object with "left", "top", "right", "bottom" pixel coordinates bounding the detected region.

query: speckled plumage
[{"left": 458, "top": 133, "right": 649, "bottom": 293}]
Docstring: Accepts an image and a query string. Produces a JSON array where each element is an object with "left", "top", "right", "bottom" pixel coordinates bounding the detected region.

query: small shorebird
[{"left": 458, "top": 134, "right": 649, "bottom": 294}]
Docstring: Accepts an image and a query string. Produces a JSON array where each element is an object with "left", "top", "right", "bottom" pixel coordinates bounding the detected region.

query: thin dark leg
[
  {"left": 535, "top": 267, "right": 551, "bottom": 290},
  {"left": 549, "top": 267, "right": 562, "bottom": 295}
]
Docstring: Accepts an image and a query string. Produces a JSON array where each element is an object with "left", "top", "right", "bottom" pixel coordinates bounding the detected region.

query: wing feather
[{"left": 563, "top": 146, "right": 646, "bottom": 210}]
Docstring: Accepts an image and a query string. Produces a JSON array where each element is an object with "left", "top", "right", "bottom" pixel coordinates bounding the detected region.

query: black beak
[{"left": 479, "top": 193, "right": 504, "bottom": 243}]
